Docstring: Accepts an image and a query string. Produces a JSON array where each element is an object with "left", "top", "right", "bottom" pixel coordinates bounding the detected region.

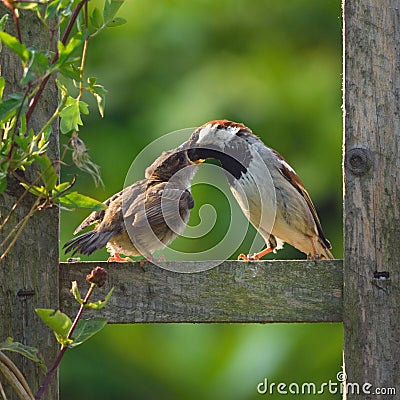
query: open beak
[
  {"left": 186, "top": 148, "right": 205, "bottom": 165},
  {"left": 186, "top": 153, "right": 204, "bottom": 165}
]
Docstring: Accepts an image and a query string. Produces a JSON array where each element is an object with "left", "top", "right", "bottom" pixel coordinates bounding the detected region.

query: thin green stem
[
  {"left": 26, "top": 0, "right": 89, "bottom": 123},
  {"left": 34, "top": 283, "right": 96, "bottom": 400},
  {"left": 77, "top": 2, "right": 90, "bottom": 101},
  {"left": 7, "top": 86, "right": 31, "bottom": 163},
  {"left": 38, "top": 92, "right": 67, "bottom": 137}
]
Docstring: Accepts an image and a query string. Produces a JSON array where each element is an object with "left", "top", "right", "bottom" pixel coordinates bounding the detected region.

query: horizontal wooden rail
[{"left": 59, "top": 260, "right": 343, "bottom": 323}]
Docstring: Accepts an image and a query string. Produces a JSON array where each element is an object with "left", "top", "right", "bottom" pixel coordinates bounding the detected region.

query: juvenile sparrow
[
  {"left": 187, "top": 119, "right": 333, "bottom": 260},
  {"left": 64, "top": 144, "right": 202, "bottom": 262}
]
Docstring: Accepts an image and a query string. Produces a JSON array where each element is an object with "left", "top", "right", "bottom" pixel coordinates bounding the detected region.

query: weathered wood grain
[
  {"left": 0, "top": 7, "right": 59, "bottom": 400},
  {"left": 343, "top": 0, "right": 400, "bottom": 398},
  {"left": 60, "top": 260, "right": 343, "bottom": 323}
]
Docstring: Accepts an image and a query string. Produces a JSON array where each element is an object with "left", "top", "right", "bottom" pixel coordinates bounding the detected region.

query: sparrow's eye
[{"left": 177, "top": 152, "right": 186, "bottom": 165}]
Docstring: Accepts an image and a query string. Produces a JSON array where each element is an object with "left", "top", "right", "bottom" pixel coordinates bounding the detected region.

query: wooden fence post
[
  {"left": 0, "top": 7, "right": 60, "bottom": 400},
  {"left": 2, "top": 1, "right": 399, "bottom": 399},
  {"left": 343, "top": 0, "right": 400, "bottom": 398}
]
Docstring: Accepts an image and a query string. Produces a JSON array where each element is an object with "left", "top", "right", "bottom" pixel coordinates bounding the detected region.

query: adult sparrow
[
  {"left": 64, "top": 144, "right": 202, "bottom": 261},
  {"left": 187, "top": 120, "right": 333, "bottom": 260}
]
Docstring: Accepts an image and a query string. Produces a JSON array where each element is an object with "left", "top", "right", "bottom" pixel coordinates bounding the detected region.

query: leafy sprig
[
  {"left": 0, "top": 0, "right": 125, "bottom": 259},
  {"left": 0, "top": 267, "right": 113, "bottom": 400}
]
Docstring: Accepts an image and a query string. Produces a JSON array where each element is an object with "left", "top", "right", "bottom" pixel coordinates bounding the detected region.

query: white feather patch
[
  {"left": 197, "top": 124, "right": 239, "bottom": 146},
  {"left": 277, "top": 156, "right": 296, "bottom": 174}
]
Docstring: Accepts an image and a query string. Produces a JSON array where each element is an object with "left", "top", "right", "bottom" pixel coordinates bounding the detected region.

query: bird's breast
[{"left": 230, "top": 160, "right": 277, "bottom": 239}]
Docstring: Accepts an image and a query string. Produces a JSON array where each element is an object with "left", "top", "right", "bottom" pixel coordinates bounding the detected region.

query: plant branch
[
  {"left": 0, "top": 154, "right": 60, "bottom": 234},
  {"left": 13, "top": 0, "right": 46, "bottom": 3},
  {"left": 0, "top": 351, "right": 34, "bottom": 400},
  {"left": 38, "top": 91, "right": 67, "bottom": 137},
  {"left": 77, "top": 2, "right": 90, "bottom": 101},
  {"left": 6, "top": 85, "right": 31, "bottom": 162},
  {"left": 0, "top": 178, "right": 32, "bottom": 232},
  {"left": 0, "top": 194, "right": 42, "bottom": 261},
  {"left": 34, "top": 283, "right": 96, "bottom": 400},
  {"left": 11, "top": 7, "right": 22, "bottom": 43},
  {"left": 26, "top": 0, "right": 89, "bottom": 123},
  {"left": 0, "top": 380, "right": 8, "bottom": 400}
]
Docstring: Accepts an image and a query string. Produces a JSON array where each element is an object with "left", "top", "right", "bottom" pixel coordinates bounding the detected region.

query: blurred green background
[{"left": 60, "top": 0, "right": 343, "bottom": 398}]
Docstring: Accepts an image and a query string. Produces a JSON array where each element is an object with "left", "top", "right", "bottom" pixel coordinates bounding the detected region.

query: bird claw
[
  {"left": 139, "top": 258, "right": 148, "bottom": 268},
  {"left": 238, "top": 253, "right": 260, "bottom": 261},
  {"left": 107, "top": 253, "right": 132, "bottom": 262},
  {"left": 238, "top": 247, "right": 273, "bottom": 261},
  {"left": 307, "top": 253, "right": 324, "bottom": 260}
]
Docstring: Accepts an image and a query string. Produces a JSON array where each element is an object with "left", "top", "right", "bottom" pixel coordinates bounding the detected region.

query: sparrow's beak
[
  {"left": 191, "top": 159, "right": 205, "bottom": 165},
  {"left": 186, "top": 149, "right": 205, "bottom": 165},
  {"left": 186, "top": 150, "right": 204, "bottom": 165}
]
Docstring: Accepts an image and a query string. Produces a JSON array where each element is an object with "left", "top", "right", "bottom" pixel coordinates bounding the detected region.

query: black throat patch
[{"left": 188, "top": 139, "right": 252, "bottom": 183}]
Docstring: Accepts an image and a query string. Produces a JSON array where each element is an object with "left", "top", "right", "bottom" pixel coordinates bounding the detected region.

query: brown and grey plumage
[
  {"left": 64, "top": 145, "right": 201, "bottom": 261},
  {"left": 187, "top": 120, "right": 333, "bottom": 260}
]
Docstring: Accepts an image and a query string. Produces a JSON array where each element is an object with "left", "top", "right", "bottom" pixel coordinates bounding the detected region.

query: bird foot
[
  {"left": 307, "top": 253, "right": 325, "bottom": 260},
  {"left": 238, "top": 253, "right": 260, "bottom": 261},
  {"left": 238, "top": 247, "right": 273, "bottom": 261},
  {"left": 139, "top": 258, "right": 148, "bottom": 268},
  {"left": 107, "top": 253, "right": 132, "bottom": 262}
]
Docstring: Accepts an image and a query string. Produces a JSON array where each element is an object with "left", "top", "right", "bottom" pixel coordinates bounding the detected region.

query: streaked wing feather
[
  {"left": 271, "top": 149, "right": 331, "bottom": 249},
  {"left": 144, "top": 186, "right": 193, "bottom": 226}
]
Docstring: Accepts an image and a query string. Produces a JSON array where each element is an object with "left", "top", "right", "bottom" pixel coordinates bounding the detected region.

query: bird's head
[
  {"left": 146, "top": 142, "right": 203, "bottom": 184},
  {"left": 187, "top": 120, "right": 254, "bottom": 181}
]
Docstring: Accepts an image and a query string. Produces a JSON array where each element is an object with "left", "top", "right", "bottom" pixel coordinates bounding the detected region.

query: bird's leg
[
  {"left": 138, "top": 253, "right": 157, "bottom": 268},
  {"left": 238, "top": 235, "right": 278, "bottom": 261},
  {"left": 139, "top": 258, "right": 148, "bottom": 267},
  {"left": 238, "top": 247, "right": 273, "bottom": 261},
  {"left": 107, "top": 253, "right": 132, "bottom": 262},
  {"left": 307, "top": 239, "right": 321, "bottom": 260}
]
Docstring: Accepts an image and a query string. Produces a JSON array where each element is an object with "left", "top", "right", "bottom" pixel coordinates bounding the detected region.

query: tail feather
[{"left": 64, "top": 231, "right": 113, "bottom": 256}]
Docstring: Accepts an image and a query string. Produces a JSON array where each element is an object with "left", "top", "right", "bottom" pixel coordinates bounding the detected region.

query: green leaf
[
  {"left": 59, "top": 63, "right": 81, "bottom": 80},
  {"left": 0, "top": 31, "right": 29, "bottom": 64},
  {"left": 76, "top": 9, "right": 84, "bottom": 32},
  {"left": 13, "top": 131, "right": 30, "bottom": 151},
  {"left": 0, "top": 337, "right": 47, "bottom": 372},
  {"left": 21, "top": 49, "right": 50, "bottom": 86},
  {"left": 35, "top": 309, "right": 73, "bottom": 346},
  {"left": 0, "top": 174, "right": 7, "bottom": 195},
  {"left": 103, "top": 0, "right": 124, "bottom": 24},
  {"left": 0, "top": 76, "right": 5, "bottom": 100},
  {"left": 70, "top": 281, "right": 83, "bottom": 305},
  {"left": 59, "top": 97, "right": 85, "bottom": 134},
  {"left": 88, "top": 78, "right": 107, "bottom": 117},
  {"left": 54, "top": 191, "right": 106, "bottom": 210},
  {"left": 0, "top": 14, "right": 8, "bottom": 32},
  {"left": 0, "top": 93, "right": 24, "bottom": 121},
  {"left": 79, "top": 100, "right": 89, "bottom": 115},
  {"left": 69, "top": 318, "right": 108, "bottom": 348},
  {"left": 52, "top": 181, "right": 73, "bottom": 196},
  {"left": 86, "top": 287, "right": 114, "bottom": 310},
  {"left": 20, "top": 183, "right": 47, "bottom": 197},
  {"left": 45, "top": 0, "right": 62, "bottom": 20},
  {"left": 106, "top": 17, "right": 127, "bottom": 27},
  {"left": 17, "top": 2, "right": 40, "bottom": 11},
  {"left": 90, "top": 7, "right": 103, "bottom": 29},
  {"left": 35, "top": 154, "right": 58, "bottom": 191},
  {"left": 57, "top": 32, "right": 84, "bottom": 66}
]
